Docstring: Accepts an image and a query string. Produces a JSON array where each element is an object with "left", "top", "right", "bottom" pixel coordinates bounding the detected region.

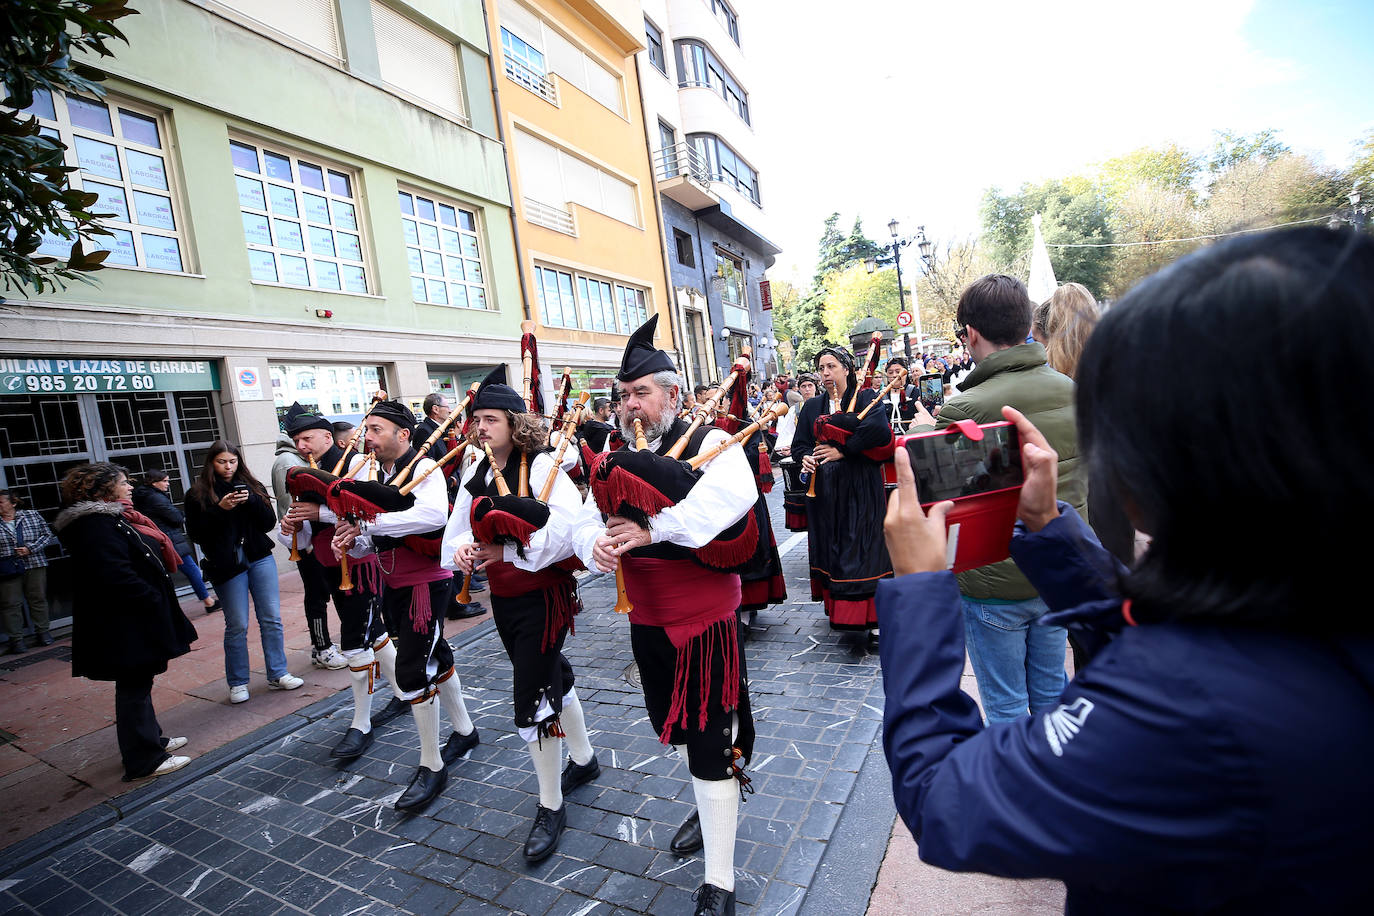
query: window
[
  {"left": 499, "top": 0, "right": 621, "bottom": 114},
  {"left": 674, "top": 229, "right": 695, "bottom": 267},
  {"left": 370, "top": 1, "right": 465, "bottom": 121},
  {"left": 645, "top": 19, "right": 666, "bottom": 74},
  {"left": 710, "top": 0, "right": 740, "bottom": 45},
  {"left": 514, "top": 129, "right": 639, "bottom": 227},
  {"left": 500, "top": 26, "right": 555, "bottom": 101},
  {"left": 22, "top": 89, "right": 189, "bottom": 273},
  {"left": 658, "top": 121, "right": 678, "bottom": 177},
  {"left": 535, "top": 264, "right": 649, "bottom": 334},
  {"left": 212, "top": 0, "right": 342, "bottom": 59},
  {"left": 688, "top": 134, "right": 761, "bottom": 205},
  {"left": 231, "top": 139, "right": 369, "bottom": 293},
  {"left": 674, "top": 40, "right": 749, "bottom": 124},
  {"left": 271, "top": 363, "right": 384, "bottom": 418},
  {"left": 399, "top": 189, "right": 489, "bottom": 309},
  {"left": 716, "top": 251, "right": 749, "bottom": 330}
]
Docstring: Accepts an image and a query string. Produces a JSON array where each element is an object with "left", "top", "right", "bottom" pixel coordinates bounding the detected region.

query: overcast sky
[{"left": 745, "top": 0, "right": 1374, "bottom": 283}]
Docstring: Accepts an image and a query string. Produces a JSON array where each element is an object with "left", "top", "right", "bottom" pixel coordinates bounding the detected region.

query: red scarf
[{"left": 119, "top": 500, "right": 182, "bottom": 573}]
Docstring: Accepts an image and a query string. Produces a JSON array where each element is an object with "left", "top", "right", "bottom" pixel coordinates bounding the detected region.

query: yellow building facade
[{"left": 489, "top": 0, "right": 676, "bottom": 396}]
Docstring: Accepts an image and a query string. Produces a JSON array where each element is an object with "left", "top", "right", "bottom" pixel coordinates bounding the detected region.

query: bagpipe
[
  {"left": 806, "top": 333, "right": 904, "bottom": 498},
  {"left": 467, "top": 392, "right": 591, "bottom": 555}
]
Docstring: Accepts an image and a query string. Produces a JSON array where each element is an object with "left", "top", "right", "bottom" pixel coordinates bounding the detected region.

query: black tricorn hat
[
  {"left": 369, "top": 399, "right": 416, "bottom": 435},
  {"left": 284, "top": 402, "right": 333, "bottom": 436},
  {"left": 616, "top": 313, "right": 675, "bottom": 382},
  {"left": 472, "top": 365, "right": 526, "bottom": 413}
]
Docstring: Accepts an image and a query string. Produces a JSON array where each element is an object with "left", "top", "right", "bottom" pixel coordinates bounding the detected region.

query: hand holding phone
[{"left": 883, "top": 447, "right": 955, "bottom": 576}]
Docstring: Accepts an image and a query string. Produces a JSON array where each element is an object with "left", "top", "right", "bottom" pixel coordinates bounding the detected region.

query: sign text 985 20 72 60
[{"left": 0, "top": 358, "right": 221, "bottom": 395}]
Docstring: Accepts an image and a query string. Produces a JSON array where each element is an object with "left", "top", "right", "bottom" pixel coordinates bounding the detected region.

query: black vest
[
  {"left": 371, "top": 447, "right": 446, "bottom": 550},
  {"left": 625, "top": 419, "right": 717, "bottom": 562}
]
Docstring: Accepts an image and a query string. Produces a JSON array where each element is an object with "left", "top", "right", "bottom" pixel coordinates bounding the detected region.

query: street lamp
[{"left": 865, "top": 219, "right": 934, "bottom": 363}]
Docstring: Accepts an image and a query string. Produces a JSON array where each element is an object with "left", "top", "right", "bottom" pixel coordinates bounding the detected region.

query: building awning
[{"left": 696, "top": 200, "right": 782, "bottom": 268}]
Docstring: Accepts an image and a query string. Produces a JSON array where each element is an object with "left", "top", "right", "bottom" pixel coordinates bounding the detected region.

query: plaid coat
[{"left": 0, "top": 510, "right": 55, "bottom": 570}]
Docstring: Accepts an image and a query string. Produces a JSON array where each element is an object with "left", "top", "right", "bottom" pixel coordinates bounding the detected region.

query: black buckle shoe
[
  {"left": 692, "top": 883, "right": 735, "bottom": 916},
  {"left": 36, "top": 631, "right": 54, "bottom": 647},
  {"left": 560, "top": 755, "right": 600, "bottom": 795},
  {"left": 523, "top": 803, "right": 566, "bottom": 863},
  {"left": 671, "top": 811, "right": 703, "bottom": 855},
  {"left": 440, "top": 729, "right": 480, "bottom": 766},
  {"left": 446, "top": 601, "right": 485, "bottom": 620},
  {"left": 370, "top": 696, "right": 409, "bottom": 729},
  {"left": 330, "top": 727, "right": 374, "bottom": 760},
  {"left": 395, "top": 765, "right": 447, "bottom": 811}
]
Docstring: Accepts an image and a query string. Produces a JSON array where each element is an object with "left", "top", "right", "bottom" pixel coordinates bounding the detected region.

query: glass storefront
[{"left": 269, "top": 363, "right": 384, "bottom": 424}]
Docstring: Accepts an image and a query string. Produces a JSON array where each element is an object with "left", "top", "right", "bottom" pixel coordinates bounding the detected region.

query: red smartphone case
[{"left": 886, "top": 420, "right": 1022, "bottom": 574}]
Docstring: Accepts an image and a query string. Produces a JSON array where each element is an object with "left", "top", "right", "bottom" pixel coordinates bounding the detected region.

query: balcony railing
[
  {"left": 524, "top": 197, "right": 575, "bottom": 235},
  {"left": 504, "top": 54, "right": 557, "bottom": 104},
  {"left": 652, "top": 142, "right": 711, "bottom": 184}
]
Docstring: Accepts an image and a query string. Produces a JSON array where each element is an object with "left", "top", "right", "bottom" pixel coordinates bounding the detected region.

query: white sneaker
[
  {"left": 229, "top": 685, "right": 250, "bottom": 704},
  {"left": 312, "top": 645, "right": 348, "bottom": 670},
  {"left": 268, "top": 673, "right": 304, "bottom": 691},
  {"left": 153, "top": 755, "right": 191, "bottom": 777},
  {"left": 164, "top": 736, "right": 188, "bottom": 752}
]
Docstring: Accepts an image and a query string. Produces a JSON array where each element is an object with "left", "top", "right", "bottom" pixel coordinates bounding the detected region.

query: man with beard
[
  {"left": 442, "top": 367, "right": 600, "bottom": 863},
  {"left": 332, "top": 400, "right": 479, "bottom": 810},
  {"left": 572, "top": 316, "right": 756, "bottom": 916},
  {"left": 278, "top": 403, "right": 389, "bottom": 759}
]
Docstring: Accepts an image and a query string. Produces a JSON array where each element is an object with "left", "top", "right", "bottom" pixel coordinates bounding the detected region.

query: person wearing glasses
[{"left": 910, "top": 276, "right": 1087, "bottom": 724}]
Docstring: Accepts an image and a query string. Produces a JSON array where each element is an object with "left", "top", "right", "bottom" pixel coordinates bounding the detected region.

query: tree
[
  {"left": 1106, "top": 182, "right": 1204, "bottom": 298},
  {"left": 2, "top": 0, "right": 138, "bottom": 302},
  {"left": 813, "top": 212, "right": 849, "bottom": 280},
  {"left": 819, "top": 265, "right": 900, "bottom": 343},
  {"left": 839, "top": 216, "right": 883, "bottom": 267},
  {"left": 1205, "top": 152, "right": 1347, "bottom": 232},
  {"left": 1100, "top": 143, "right": 1202, "bottom": 205},
  {"left": 1206, "top": 129, "right": 1288, "bottom": 180},
  {"left": 913, "top": 236, "right": 992, "bottom": 339},
  {"left": 1352, "top": 131, "right": 1374, "bottom": 198},
  {"left": 980, "top": 177, "right": 1115, "bottom": 298}
]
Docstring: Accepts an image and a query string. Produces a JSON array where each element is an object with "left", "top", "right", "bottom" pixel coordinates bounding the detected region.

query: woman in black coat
[
  {"left": 133, "top": 470, "right": 219, "bottom": 613},
  {"left": 54, "top": 463, "right": 197, "bottom": 780}
]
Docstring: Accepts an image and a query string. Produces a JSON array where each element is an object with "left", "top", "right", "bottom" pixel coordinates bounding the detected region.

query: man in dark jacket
[{"left": 910, "top": 274, "right": 1086, "bottom": 723}]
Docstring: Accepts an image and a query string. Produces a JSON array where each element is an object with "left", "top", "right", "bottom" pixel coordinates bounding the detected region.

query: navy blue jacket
[{"left": 877, "top": 506, "right": 1374, "bottom": 913}]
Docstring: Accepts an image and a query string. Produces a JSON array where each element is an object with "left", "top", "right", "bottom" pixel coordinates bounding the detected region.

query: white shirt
[
  {"left": 331, "top": 452, "right": 449, "bottom": 556},
  {"left": 570, "top": 426, "right": 756, "bottom": 570},
  {"left": 440, "top": 451, "right": 580, "bottom": 573}
]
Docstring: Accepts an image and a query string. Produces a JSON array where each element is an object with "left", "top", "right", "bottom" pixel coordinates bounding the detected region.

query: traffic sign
[{"left": 897, "top": 310, "right": 914, "bottom": 329}]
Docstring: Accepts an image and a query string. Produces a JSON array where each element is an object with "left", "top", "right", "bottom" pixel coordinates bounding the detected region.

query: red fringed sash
[
  {"left": 622, "top": 555, "right": 741, "bottom": 744},
  {"left": 486, "top": 560, "right": 580, "bottom": 652},
  {"left": 378, "top": 546, "right": 450, "bottom": 632}
]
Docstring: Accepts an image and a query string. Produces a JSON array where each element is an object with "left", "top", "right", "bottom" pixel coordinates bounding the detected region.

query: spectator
[
  {"left": 133, "top": 471, "right": 220, "bottom": 613},
  {"left": 747, "top": 382, "right": 762, "bottom": 409},
  {"left": 53, "top": 463, "right": 196, "bottom": 779},
  {"left": 415, "top": 393, "right": 454, "bottom": 462},
  {"left": 877, "top": 225, "right": 1374, "bottom": 911},
  {"left": 185, "top": 440, "right": 303, "bottom": 704},
  {"left": 0, "top": 491, "right": 55, "bottom": 653},
  {"left": 269, "top": 430, "right": 306, "bottom": 520},
  {"left": 911, "top": 275, "right": 1086, "bottom": 722}
]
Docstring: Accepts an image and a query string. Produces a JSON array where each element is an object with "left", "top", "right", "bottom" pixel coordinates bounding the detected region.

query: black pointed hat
[
  {"left": 472, "top": 365, "right": 526, "bottom": 413},
  {"left": 283, "top": 401, "right": 333, "bottom": 436},
  {"left": 616, "top": 313, "right": 675, "bottom": 382}
]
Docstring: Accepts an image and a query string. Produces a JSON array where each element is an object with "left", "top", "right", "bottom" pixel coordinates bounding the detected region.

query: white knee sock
[
  {"left": 436, "top": 668, "right": 474, "bottom": 736},
  {"left": 374, "top": 636, "right": 398, "bottom": 694},
  {"left": 693, "top": 776, "right": 739, "bottom": 892},
  {"left": 527, "top": 738, "right": 564, "bottom": 810},
  {"left": 560, "top": 688, "right": 594, "bottom": 766},
  {"left": 414, "top": 695, "right": 442, "bottom": 772},
  {"left": 348, "top": 666, "right": 373, "bottom": 733}
]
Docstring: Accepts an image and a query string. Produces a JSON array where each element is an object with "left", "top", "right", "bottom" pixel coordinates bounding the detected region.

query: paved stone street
[{"left": 0, "top": 494, "right": 899, "bottom": 915}]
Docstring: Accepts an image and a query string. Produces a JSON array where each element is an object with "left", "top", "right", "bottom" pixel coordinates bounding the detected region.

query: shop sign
[
  {"left": 759, "top": 279, "right": 772, "bottom": 310},
  {"left": 0, "top": 357, "right": 220, "bottom": 395}
]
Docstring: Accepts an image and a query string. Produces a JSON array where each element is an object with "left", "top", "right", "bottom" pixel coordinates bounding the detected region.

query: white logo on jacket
[{"left": 1043, "top": 697, "right": 1094, "bottom": 757}]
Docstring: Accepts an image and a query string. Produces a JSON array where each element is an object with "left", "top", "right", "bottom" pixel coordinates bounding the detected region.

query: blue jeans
[
  {"left": 961, "top": 596, "right": 1068, "bottom": 723},
  {"left": 220, "top": 554, "right": 288, "bottom": 686},
  {"left": 179, "top": 553, "right": 211, "bottom": 601}
]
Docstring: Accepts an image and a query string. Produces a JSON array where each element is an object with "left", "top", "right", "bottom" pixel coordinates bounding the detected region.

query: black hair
[
  {"left": 332, "top": 421, "right": 354, "bottom": 434},
  {"left": 957, "top": 274, "right": 1033, "bottom": 346},
  {"left": 1077, "top": 225, "right": 1374, "bottom": 632},
  {"left": 188, "top": 440, "right": 270, "bottom": 509},
  {"left": 0, "top": 490, "right": 22, "bottom": 509},
  {"left": 693, "top": 385, "right": 710, "bottom": 398},
  {"left": 139, "top": 468, "right": 170, "bottom": 486},
  {"left": 887, "top": 357, "right": 909, "bottom": 370},
  {"left": 422, "top": 392, "right": 447, "bottom": 417},
  {"left": 592, "top": 396, "right": 610, "bottom": 412}
]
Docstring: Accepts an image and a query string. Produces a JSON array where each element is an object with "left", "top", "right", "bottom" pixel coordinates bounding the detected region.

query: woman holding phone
[{"left": 185, "top": 440, "right": 302, "bottom": 704}]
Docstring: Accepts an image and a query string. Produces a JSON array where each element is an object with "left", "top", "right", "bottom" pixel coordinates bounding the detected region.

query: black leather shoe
[
  {"left": 523, "top": 803, "right": 566, "bottom": 863},
  {"left": 440, "top": 729, "right": 480, "bottom": 766},
  {"left": 3, "top": 638, "right": 26, "bottom": 656},
  {"left": 692, "top": 883, "right": 735, "bottom": 916},
  {"left": 370, "top": 696, "right": 409, "bottom": 728},
  {"left": 395, "top": 765, "right": 447, "bottom": 811},
  {"left": 560, "top": 755, "right": 600, "bottom": 795},
  {"left": 671, "top": 811, "right": 703, "bottom": 855},
  {"left": 330, "top": 727, "right": 374, "bottom": 760},
  {"left": 35, "top": 631, "right": 54, "bottom": 647},
  {"left": 446, "top": 601, "right": 485, "bottom": 620}
]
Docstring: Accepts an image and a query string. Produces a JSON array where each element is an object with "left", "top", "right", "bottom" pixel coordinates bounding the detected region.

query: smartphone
[
  {"left": 902, "top": 421, "right": 1022, "bottom": 505},
  {"left": 918, "top": 372, "right": 944, "bottom": 410},
  {"left": 232, "top": 483, "right": 250, "bottom": 495}
]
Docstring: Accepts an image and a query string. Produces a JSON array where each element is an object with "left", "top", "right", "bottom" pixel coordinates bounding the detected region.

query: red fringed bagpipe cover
[{"left": 521, "top": 331, "right": 544, "bottom": 416}]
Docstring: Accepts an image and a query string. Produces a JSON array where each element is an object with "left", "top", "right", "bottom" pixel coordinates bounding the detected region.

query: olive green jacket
[{"left": 933, "top": 343, "right": 1087, "bottom": 600}]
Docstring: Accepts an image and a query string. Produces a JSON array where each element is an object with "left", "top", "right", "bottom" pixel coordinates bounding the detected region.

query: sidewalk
[
  {"left": 0, "top": 562, "right": 491, "bottom": 854},
  {"left": 0, "top": 490, "right": 1065, "bottom": 914}
]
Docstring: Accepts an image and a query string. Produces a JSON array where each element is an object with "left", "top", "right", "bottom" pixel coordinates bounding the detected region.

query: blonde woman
[{"left": 1039, "top": 282, "right": 1100, "bottom": 379}]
